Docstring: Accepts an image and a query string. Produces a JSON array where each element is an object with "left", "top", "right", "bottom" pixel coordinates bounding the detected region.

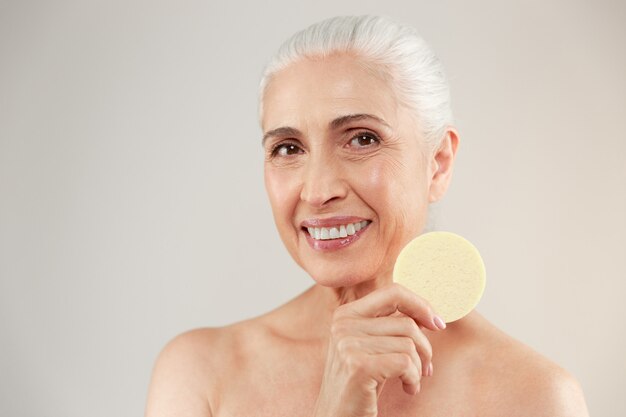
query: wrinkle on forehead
[{"left": 262, "top": 54, "right": 403, "bottom": 133}]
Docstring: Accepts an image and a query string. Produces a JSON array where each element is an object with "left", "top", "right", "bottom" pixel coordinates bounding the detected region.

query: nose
[{"left": 300, "top": 152, "right": 348, "bottom": 208}]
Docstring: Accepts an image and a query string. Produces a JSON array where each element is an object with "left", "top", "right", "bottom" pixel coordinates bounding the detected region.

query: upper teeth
[{"left": 307, "top": 221, "right": 370, "bottom": 240}]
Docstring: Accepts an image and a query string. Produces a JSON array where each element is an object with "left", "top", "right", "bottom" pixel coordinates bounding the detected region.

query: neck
[
  {"left": 298, "top": 270, "right": 394, "bottom": 338},
  {"left": 327, "top": 274, "right": 392, "bottom": 306}
]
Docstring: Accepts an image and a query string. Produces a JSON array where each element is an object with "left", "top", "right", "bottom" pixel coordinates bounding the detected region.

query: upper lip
[{"left": 300, "top": 216, "right": 370, "bottom": 228}]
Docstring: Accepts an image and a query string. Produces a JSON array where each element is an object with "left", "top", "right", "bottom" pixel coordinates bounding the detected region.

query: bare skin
[
  {"left": 146, "top": 285, "right": 589, "bottom": 416},
  {"left": 145, "top": 52, "right": 590, "bottom": 416}
]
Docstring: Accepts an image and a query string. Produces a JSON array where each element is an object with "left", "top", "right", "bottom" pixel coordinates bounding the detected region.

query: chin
[{"left": 306, "top": 266, "right": 379, "bottom": 288}]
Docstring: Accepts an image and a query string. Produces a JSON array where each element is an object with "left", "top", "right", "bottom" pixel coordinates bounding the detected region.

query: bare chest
[
  {"left": 209, "top": 325, "right": 506, "bottom": 417},
  {"left": 212, "top": 361, "right": 491, "bottom": 417},
  {"left": 212, "top": 353, "right": 322, "bottom": 417}
]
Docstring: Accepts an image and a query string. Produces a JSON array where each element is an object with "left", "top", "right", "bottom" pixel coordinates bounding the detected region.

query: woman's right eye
[{"left": 272, "top": 143, "right": 303, "bottom": 157}]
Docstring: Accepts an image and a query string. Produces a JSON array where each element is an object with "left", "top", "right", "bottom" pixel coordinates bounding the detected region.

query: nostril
[
  {"left": 301, "top": 194, "right": 343, "bottom": 208},
  {"left": 299, "top": 173, "right": 348, "bottom": 207},
  {"left": 323, "top": 196, "right": 342, "bottom": 205}
]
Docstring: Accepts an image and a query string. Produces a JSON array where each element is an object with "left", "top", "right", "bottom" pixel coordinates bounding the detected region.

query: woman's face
[{"left": 261, "top": 53, "right": 453, "bottom": 288}]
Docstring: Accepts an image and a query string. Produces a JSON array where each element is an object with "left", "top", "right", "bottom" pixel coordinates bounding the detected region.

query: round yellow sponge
[{"left": 393, "top": 231, "right": 486, "bottom": 323}]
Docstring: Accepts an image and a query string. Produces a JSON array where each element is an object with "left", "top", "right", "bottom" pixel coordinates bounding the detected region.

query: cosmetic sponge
[{"left": 393, "top": 231, "right": 486, "bottom": 323}]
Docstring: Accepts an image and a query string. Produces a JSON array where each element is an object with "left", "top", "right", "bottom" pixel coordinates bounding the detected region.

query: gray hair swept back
[{"left": 258, "top": 15, "right": 454, "bottom": 151}]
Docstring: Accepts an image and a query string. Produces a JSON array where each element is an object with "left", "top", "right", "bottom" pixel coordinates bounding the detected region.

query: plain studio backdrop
[{"left": 1, "top": 0, "right": 624, "bottom": 416}]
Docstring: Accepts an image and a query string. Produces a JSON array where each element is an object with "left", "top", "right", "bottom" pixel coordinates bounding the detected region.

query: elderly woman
[{"left": 145, "top": 15, "right": 589, "bottom": 416}]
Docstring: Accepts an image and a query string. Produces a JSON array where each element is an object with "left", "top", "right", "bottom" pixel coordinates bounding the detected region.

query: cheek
[
  {"left": 360, "top": 162, "right": 393, "bottom": 203},
  {"left": 264, "top": 166, "right": 299, "bottom": 222},
  {"left": 357, "top": 155, "right": 426, "bottom": 207},
  {"left": 355, "top": 152, "right": 430, "bottom": 239}
]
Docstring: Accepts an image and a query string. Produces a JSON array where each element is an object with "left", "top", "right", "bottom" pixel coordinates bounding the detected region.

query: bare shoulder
[
  {"left": 466, "top": 314, "right": 590, "bottom": 417},
  {"left": 143, "top": 293, "right": 307, "bottom": 417},
  {"left": 144, "top": 323, "right": 255, "bottom": 417}
]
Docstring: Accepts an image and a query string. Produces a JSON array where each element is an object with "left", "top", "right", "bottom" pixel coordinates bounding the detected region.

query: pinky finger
[{"left": 367, "top": 353, "right": 421, "bottom": 396}]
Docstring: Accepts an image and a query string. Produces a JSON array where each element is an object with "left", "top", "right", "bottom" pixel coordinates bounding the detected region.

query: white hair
[{"left": 257, "top": 15, "right": 454, "bottom": 150}]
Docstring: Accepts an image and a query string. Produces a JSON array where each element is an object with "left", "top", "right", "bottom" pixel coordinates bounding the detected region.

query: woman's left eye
[{"left": 349, "top": 132, "right": 380, "bottom": 148}]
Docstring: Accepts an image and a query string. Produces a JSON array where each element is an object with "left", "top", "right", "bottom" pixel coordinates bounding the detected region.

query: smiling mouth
[{"left": 303, "top": 220, "right": 371, "bottom": 240}]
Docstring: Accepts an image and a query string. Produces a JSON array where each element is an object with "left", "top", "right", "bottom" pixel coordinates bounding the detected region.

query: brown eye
[
  {"left": 349, "top": 132, "right": 379, "bottom": 148},
  {"left": 273, "top": 143, "right": 303, "bottom": 157}
]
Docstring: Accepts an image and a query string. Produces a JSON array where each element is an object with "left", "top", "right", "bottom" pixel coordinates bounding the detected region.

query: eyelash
[
  {"left": 270, "top": 142, "right": 302, "bottom": 157},
  {"left": 348, "top": 131, "right": 381, "bottom": 148},
  {"left": 270, "top": 130, "right": 381, "bottom": 157}
]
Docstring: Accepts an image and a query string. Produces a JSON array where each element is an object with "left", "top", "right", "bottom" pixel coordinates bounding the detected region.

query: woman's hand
[{"left": 312, "top": 283, "right": 447, "bottom": 417}]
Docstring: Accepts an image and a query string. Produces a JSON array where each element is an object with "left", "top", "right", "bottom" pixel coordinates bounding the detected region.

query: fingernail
[{"left": 433, "top": 315, "right": 447, "bottom": 330}]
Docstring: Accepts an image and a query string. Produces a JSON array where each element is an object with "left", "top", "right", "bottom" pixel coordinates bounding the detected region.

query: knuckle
[
  {"left": 336, "top": 336, "right": 357, "bottom": 356},
  {"left": 397, "top": 353, "right": 413, "bottom": 369},
  {"left": 335, "top": 337, "right": 349, "bottom": 354},
  {"left": 329, "top": 319, "right": 346, "bottom": 338},
  {"left": 345, "top": 354, "right": 367, "bottom": 375},
  {"left": 401, "top": 316, "right": 418, "bottom": 332},
  {"left": 413, "top": 332, "right": 432, "bottom": 359},
  {"left": 400, "top": 336, "right": 415, "bottom": 352},
  {"left": 400, "top": 318, "right": 431, "bottom": 355}
]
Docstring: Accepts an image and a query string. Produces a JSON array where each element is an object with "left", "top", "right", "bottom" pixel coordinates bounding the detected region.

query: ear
[{"left": 427, "top": 128, "right": 460, "bottom": 203}]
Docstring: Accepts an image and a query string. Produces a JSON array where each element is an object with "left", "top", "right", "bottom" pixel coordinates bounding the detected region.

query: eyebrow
[{"left": 261, "top": 113, "right": 391, "bottom": 145}]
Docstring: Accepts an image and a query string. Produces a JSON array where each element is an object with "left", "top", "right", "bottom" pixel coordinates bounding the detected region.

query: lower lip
[{"left": 304, "top": 224, "right": 369, "bottom": 251}]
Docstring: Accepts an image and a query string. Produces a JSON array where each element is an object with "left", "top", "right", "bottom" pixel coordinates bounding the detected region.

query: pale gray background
[{"left": 1, "top": 0, "right": 624, "bottom": 416}]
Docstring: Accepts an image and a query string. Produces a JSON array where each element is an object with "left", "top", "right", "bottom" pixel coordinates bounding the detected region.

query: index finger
[{"left": 345, "top": 283, "right": 446, "bottom": 331}]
